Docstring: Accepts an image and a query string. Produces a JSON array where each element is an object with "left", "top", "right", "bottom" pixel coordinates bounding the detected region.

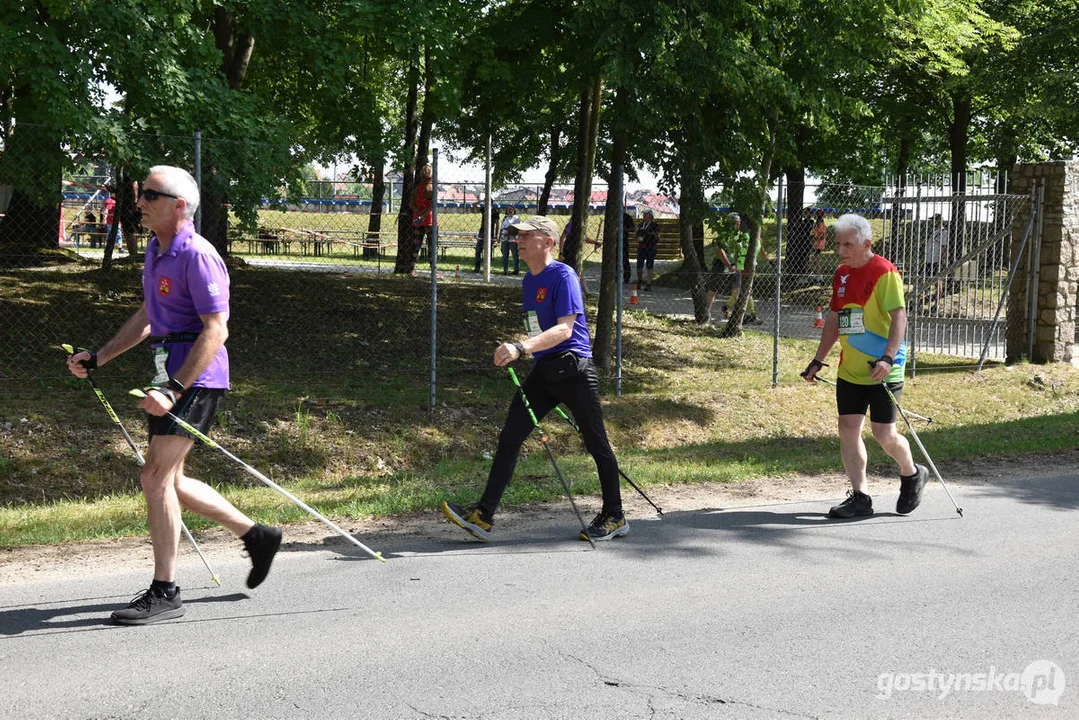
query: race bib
[
  {"left": 837, "top": 308, "right": 865, "bottom": 335},
  {"left": 152, "top": 346, "right": 170, "bottom": 384},
  {"left": 522, "top": 310, "right": 542, "bottom": 338}
]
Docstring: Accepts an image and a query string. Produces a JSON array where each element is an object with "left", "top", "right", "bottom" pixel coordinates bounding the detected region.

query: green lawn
[{"left": 1, "top": 261, "right": 1076, "bottom": 547}]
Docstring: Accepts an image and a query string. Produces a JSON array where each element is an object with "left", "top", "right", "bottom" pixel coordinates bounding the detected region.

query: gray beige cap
[{"left": 510, "top": 215, "right": 560, "bottom": 239}]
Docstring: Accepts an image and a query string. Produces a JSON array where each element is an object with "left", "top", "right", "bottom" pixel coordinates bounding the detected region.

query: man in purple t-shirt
[
  {"left": 66, "top": 165, "right": 282, "bottom": 625},
  {"left": 441, "top": 215, "right": 628, "bottom": 542}
]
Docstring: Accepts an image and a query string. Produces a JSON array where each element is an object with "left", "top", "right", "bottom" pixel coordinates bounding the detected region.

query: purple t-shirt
[
  {"left": 143, "top": 223, "right": 230, "bottom": 388},
  {"left": 522, "top": 261, "right": 592, "bottom": 359}
]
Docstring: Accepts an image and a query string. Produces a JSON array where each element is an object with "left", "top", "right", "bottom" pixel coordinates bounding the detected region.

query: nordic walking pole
[
  {"left": 129, "top": 389, "right": 386, "bottom": 561},
  {"left": 805, "top": 372, "right": 933, "bottom": 424},
  {"left": 549, "top": 405, "right": 663, "bottom": 516},
  {"left": 506, "top": 368, "right": 595, "bottom": 548},
  {"left": 878, "top": 380, "right": 963, "bottom": 517},
  {"left": 61, "top": 345, "right": 221, "bottom": 585}
]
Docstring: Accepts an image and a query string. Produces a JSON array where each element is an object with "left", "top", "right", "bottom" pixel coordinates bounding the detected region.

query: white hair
[
  {"left": 832, "top": 213, "right": 872, "bottom": 244},
  {"left": 147, "top": 165, "right": 200, "bottom": 220}
]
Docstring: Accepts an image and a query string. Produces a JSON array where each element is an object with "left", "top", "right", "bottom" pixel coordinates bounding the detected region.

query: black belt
[{"left": 150, "top": 332, "right": 200, "bottom": 344}]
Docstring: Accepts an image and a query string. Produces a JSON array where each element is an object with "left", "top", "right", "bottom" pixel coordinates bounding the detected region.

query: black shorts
[
  {"left": 704, "top": 263, "right": 735, "bottom": 293},
  {"left": 147, "top": 387, "right": 226, "bottom": 439},
  {"left": 835, "top": 378, "right": 902, "bottom": 424}
]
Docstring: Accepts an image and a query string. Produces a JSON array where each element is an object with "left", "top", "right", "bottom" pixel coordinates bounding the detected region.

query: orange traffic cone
[
  {"left": 629, "top": 284, "right": 640, "bottom": 305},
  {"left": 812, "top": 306, "right": 825, "bottom": 329}
]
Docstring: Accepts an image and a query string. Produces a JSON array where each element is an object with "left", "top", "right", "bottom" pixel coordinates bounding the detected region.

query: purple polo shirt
[
  {"left": 143, "top": 222, "right": 230, "bottom": 388},
  {"left": 522, "top": 261, "right": 592, "bottom": 359}
]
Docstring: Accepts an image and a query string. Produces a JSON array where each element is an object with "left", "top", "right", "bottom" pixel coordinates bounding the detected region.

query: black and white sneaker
[
  {"left": 827, "top": 491, "right": 874, "bottom": 519},
  {"left": 243, "top": 523, "right": 283, "bottom": 589},
  {"left": 897, "top": 464, "right": 929, "bottom": 515},
  {"left": 111, "top": 586, "right": 184, "bottom": 625},
  {"left": 580, "top": 512, "right": 629, "bottom": 541}
]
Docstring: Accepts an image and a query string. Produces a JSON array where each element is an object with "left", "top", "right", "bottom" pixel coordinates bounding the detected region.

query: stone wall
[{"left": 1007, "top": 161, "right": 1078, "bottom": 363}]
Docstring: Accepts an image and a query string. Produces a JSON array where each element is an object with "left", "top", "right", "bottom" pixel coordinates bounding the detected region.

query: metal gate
[
  {"left": 879, "top": 172, "right": 1031, "bottom": 366},
  {"left": 769, "top": 173, "right": 1034, "bottom": 371}
]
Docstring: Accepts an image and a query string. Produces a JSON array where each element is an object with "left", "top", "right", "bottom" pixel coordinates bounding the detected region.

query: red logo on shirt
[
  {"left": 158, "top": 277, "right": 172, "bottom": 296},
  {"left": 535, "top": 287, "right": 547, "bottom": 303}
]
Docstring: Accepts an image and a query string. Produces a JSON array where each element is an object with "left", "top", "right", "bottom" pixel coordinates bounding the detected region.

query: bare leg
[
  {"left": 870, "top": 421, "right": 917, "bottom": 476},
  {"left": 140, "top": 435, "right": 193, "bottom": 582},
  {"left": 837, "top": 414, "right": 869, "bottom": 495},
  {"left": 176, "top": 475, "right": 255, "bottom": 537}
]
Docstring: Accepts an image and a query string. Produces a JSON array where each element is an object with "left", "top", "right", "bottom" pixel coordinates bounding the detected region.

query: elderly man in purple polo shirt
[{"left": 66, "top": 165, "right": 282, "bottom": 625}]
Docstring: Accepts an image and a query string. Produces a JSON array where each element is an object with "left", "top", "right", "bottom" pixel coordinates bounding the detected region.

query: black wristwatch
[
  {"left": 167, "top": 377, "right": 186, "bottom": 394},
  {"left": 877, "top": 354, "right": 895, "bottom": 366},
  {"left": 512, "top": 341, "right": 528, "bottom": 358}
]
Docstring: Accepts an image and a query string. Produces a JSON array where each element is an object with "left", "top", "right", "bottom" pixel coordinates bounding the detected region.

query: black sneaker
[
  {"left": 111, "top": 586, "right": 184, "bottom": 625},
  {"left": 721, "top": 303, "right": 729, "bottom": 319},
  {"left": 580, "top": 512, "right": 629, "bottom": 541},
  {"left": 897, "top": 464, "right": 929, "bottom": 515},
  {"left": 746, "top": 314, "right": 764, "bottom": 325},
  {"left": 827, "top": 491, "right": 874, "bottom": 519},
  {"left": 441, "top": 501, "right": 493, "bottom": 541},
  {"left": 243, "top": 523, "right": 283, "bottom": 589}
]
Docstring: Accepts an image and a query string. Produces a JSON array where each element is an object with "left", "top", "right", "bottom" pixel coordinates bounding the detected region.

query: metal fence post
[
  {"left": 430, "top": 149, "right": 439, "bottom": 411},
  {"left": 615, "top": 164, "right": 624, "bottom": 397},
  {"left": 193, "top": 130, "right": 201, "bottom": 234},
  {"left": 772, "top": 175, "right": 785, "bottom": 387},
  {"left": 485, "top": 135, "right": 492, "bottom": 281}
]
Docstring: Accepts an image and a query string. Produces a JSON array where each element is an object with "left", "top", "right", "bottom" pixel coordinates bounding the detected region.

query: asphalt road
[{"left": 2, "top": 471, "right": 1076, "bottom": 719}]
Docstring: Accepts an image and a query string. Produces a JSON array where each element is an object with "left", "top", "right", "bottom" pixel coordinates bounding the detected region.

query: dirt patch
[{"left": 4, "top": 450, "right": 1079, "bottom": 586}]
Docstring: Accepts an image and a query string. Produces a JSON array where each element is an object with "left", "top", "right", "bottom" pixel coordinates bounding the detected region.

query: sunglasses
[{"left": 138, "top": 188, "right": 179, "bottom": 202}]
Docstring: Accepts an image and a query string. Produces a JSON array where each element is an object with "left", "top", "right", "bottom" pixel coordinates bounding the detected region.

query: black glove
[
  {"left": 74, "top": 347, "right": 98, "bottom": 370},
  {"left": 801, "top": 359, "right": 828, "bottom": 379},
  {"left": 147, "top": 377, "right": 185, "bottom": 405},
  {"left": 867, "top": 354, "right": 894, "bottom": 370}
]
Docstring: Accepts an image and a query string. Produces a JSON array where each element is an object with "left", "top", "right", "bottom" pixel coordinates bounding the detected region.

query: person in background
[
  {"left": 634, "top": 210, "right": 660, "bottom": 290},
  {"left": 810, "top": 209, "right": 828, "bottom": 279},
  {"left": 473, "top": 203, "right": 500, "bottom": 273},
  {"left": 500, "top": 205, "right": 522, "bottom": 275}
]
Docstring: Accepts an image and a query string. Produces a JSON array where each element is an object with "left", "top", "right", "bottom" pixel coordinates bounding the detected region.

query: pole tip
[
  {"left": 374, "top": 551, "right": 386, "bottom": 563},
  {"left": 957, "top": 508, "right": 964, "bottom": 517},
  {"left": 212, "top": 575, "right": 222, "bottom": 587}
]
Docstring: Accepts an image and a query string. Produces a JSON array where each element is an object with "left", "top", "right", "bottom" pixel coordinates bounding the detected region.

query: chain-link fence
[{"left": 1, "top": 124, "right": 1034, "bottom": 394}]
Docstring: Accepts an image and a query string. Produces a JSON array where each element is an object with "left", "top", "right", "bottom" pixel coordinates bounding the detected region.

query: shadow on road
[{"left": 0, "top": 592, "right": 250, "bottom": 638}]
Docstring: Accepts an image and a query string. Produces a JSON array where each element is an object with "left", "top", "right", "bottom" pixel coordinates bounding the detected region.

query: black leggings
[{"left": 479, "top": 355, "right": 622, "bottom": 519}]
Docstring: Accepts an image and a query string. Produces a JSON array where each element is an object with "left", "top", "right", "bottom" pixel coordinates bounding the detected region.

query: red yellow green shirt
[{"left": 829, "top": 254, "right": 907, "bottom": 384}]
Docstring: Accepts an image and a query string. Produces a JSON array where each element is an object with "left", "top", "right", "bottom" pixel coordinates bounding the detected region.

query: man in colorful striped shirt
[{"left": 801, "top": 213, "right": 928, "bottom": 519}]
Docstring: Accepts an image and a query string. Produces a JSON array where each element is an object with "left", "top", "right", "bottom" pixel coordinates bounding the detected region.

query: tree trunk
[
  {"left": 948, "top": 91, "right": 971, "bottom": 194},
  {"left": 594, "top": 120, "right": 627, "bottom": 370},
  {"left": 0, "top": 122, "right": 64, "bottom": 259},
  {"left": 213, "top": 7, "right": 255, "bottom": 91},
  {"left": 119, "top": 167, "right": 141, "bottom": 258},
  {"left": 416, "top": 43, "right": 434, "bottom": 175},
  {"left": 887, "top": 135, "right": 912, "bottom": 259},
  {"left": 566, "top": 84, "right": 595, "bottom": 273},
  {"left": 207, "top": 7, "right": 255, "bottom": 259},
  {"left": 948, "top": 91, "right": 971, "bottom": 268},
  {"left": 678, "top": 151, "right": 709, "bottom": 324},
  {"left": 721, "top": 111, "right": 777, "bottom": 338},
  {"left": 366, "top": 161, "right": 385, "bottom": 258},
  {"left": 200, "top": 182, "right": 231, "bottom": 257},
  {"left": 536, "top": 124, "right": 562, "bottom": 215},
  {"left": 394, "top": 48, "right": 421, "bottom": 274},
  {"left": 783, "top": 164, "right": 808, "bottom": 278}
]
